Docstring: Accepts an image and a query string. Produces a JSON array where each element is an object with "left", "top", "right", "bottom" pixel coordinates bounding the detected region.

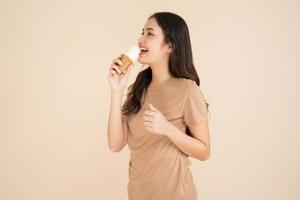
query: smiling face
[{"left": 138, "top": 17, "right": 173, "bottom": 66}]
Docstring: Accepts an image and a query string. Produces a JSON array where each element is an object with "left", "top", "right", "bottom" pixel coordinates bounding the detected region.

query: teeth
[{"left": 140, "top": 47, "right": 149, "bottom": 51}]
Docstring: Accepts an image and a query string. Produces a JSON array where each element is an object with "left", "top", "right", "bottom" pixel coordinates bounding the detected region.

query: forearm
[
  {"left": 166, "top": 125, "right": 210, "bottom": 161},
  {"left": 107, "top": 91, "right": 125, "bottom": 151}
]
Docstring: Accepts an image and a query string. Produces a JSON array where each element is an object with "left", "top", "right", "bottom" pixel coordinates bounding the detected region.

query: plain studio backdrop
[{"left": 0, "top": 0, "right": 299, "bottom": 199}]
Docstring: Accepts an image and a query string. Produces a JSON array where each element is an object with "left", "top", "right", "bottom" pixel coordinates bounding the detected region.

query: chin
[{"left": 138, "top": 58, "right": 149, "bottom": 65}]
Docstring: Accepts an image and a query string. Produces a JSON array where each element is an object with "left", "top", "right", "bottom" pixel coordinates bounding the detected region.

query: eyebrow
[{"left": 142, "top": 27, "right": 155, "bottom": 31}]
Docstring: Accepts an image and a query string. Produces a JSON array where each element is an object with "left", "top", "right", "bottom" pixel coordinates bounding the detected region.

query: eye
[{"left": 141, "top": 32, "right": 153, "bottom": 36}]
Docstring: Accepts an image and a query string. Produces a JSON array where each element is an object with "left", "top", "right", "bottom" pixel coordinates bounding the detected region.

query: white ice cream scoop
[
  {"left": 118, "top": 46, "right": 140, "bottom": 74},
  {"left": 124, "top": 46, "right": 140, "bottom": 62}
]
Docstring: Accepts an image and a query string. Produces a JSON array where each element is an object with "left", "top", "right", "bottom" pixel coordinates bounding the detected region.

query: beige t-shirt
[{"left": 124, "top": 77, "right": 208, "bottom": 200}]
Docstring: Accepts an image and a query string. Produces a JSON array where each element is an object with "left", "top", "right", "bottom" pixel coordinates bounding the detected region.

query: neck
[{"left": 150, "top": 61, "right": 171, "bottom": 86}]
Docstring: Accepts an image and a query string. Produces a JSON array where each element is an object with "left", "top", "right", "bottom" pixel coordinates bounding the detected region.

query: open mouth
[{"left": 139, "top": 47, "right": 149, "bottom": 56}]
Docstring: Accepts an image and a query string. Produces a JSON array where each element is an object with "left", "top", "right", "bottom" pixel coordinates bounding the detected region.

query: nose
[{"left": 138, "top": 35, "right": 145, "bottom": 46}]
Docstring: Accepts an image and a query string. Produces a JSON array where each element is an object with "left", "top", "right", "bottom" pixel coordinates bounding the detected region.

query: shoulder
[
  {"left": 172, "top": 78, "right": 200, "bottom": 95},
  {"left": 177, "top": 78, "right": 206, "bottom": 103},
  {"left": 172, "top": 77, "right": 196, "bottom": 89}
]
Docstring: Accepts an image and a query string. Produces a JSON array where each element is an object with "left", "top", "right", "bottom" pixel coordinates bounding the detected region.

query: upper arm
[
  {"left": 183, "top": 81, "right": 208, "bottom": 127},
  {"left": 183, "top": 81, "right": 210, "bottom": 153}
]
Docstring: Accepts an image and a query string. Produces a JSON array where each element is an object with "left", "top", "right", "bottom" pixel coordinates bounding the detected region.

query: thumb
[
  {"left": 149, "top": 104, "right": 158, "bottom": 111},
  {"left": 128, "top": 64, "right": 134, "bottom": 71},
  {"left": 124, "top": 64, "right": 133, "bottom": 75},
  {"left": 123, "top": 64, "right": 133, "bottom": 76}
]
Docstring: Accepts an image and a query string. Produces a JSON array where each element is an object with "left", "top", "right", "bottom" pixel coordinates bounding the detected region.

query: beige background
[{"left": 0, "top": 0, "right": 299, "bottom": 199}]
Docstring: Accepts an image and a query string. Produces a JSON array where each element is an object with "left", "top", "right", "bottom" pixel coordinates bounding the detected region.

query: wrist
[
  {"left": 165, "top": 124, "right": 178, "bottom": 138},
  {"left": 111, "top": 89, "right": 123, "bottom": 96}
]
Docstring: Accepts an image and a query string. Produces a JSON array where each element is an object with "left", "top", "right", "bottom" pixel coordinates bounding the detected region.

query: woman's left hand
[{"left": 143, "top": 104, "right": 174, "bottom": 136}]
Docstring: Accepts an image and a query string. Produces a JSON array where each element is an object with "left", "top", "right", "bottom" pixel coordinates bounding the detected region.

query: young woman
[{"left": 107, "top": 12, "right": 210, "bottom": 200}]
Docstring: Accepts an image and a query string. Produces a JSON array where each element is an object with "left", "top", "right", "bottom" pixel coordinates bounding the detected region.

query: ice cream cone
[
  {"left": 117, "top": 46, "right": 140, "bottom": 74},
  {"left": 118, "top": 54, "right": 133, "bottom": 74}
]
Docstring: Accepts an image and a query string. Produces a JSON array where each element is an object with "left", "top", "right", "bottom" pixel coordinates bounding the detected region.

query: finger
[
  {"left": 143, "top": 115, "right": 153, "bottom": 122},
  {"left": 145, "top": 126, "right": 154, "bottom": 133},
  {"left": 123, "top": 64, "right": 133, "bottom": 75},
  {"left": 144, "top": 110, "right": 156, "bottom": 116},
  {"left": 144, "top": 121, "right": 152, "bottom": 127},
  {"left": 112, "top": 67, "right": 121, "bottom": 74},
  {"left": 128, "top": 63, "right": 134, "bottom": 70},
  {"left": 117, "top": 58, "right": 123, "bottom": 66},
  {"left": 112, "top": 58, "right": 119, "bottom": 65},
  {"left": 110, "top": 62, "right": 120, "bottom": 69},
  {"left": 109, "top": 69, "right": 117, "bottom": 77},
  {"left": 113, "top": 58, "right": 123, "bottom": 66},
  {"left": 149, "top": 104, "right": 159, "bottom": 112},
  {"left": 110, "top": 64, "right": 121, "bottom": 73},
  {"left": 112, "top": 68, "right": 118, "bottom": 75}
]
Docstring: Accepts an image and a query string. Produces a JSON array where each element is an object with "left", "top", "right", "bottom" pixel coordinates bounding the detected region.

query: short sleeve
[{"left": 183, "top": 81, "right": 208, "bottom": 127}]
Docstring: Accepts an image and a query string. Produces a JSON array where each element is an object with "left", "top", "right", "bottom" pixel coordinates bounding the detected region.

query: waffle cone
[{"left": 118, "top": 54, "right": 133, "bottom": 74}]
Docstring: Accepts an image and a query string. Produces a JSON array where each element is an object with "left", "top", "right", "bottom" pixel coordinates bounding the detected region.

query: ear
[{"left": 165, "top": 42, "right": 175, "bottom": 54}]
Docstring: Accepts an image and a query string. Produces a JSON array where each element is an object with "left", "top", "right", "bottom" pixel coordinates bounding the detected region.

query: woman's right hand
[{"left": 108, "top": 56, "right": 133, "bottom": 94}]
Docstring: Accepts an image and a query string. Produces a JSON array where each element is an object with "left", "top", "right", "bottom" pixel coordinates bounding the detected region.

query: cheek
[
  {"left": 150, "top": 46, "right": 164, "bottom": 57},
  {"left": 151, "top": 49, "right": 167, "bottom": 61},
  {"left": 138, "top": 42, "right": 165, "bottom": 64}
]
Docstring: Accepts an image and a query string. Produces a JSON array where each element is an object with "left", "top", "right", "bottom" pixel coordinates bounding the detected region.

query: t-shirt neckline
[{"left": 148, "top": 77, "right": 175, "bottom": 90}]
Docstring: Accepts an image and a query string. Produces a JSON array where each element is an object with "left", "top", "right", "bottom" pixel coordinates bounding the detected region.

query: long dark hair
[{"left": 122, "top": 12, "right": 209, "bottom": 122}]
